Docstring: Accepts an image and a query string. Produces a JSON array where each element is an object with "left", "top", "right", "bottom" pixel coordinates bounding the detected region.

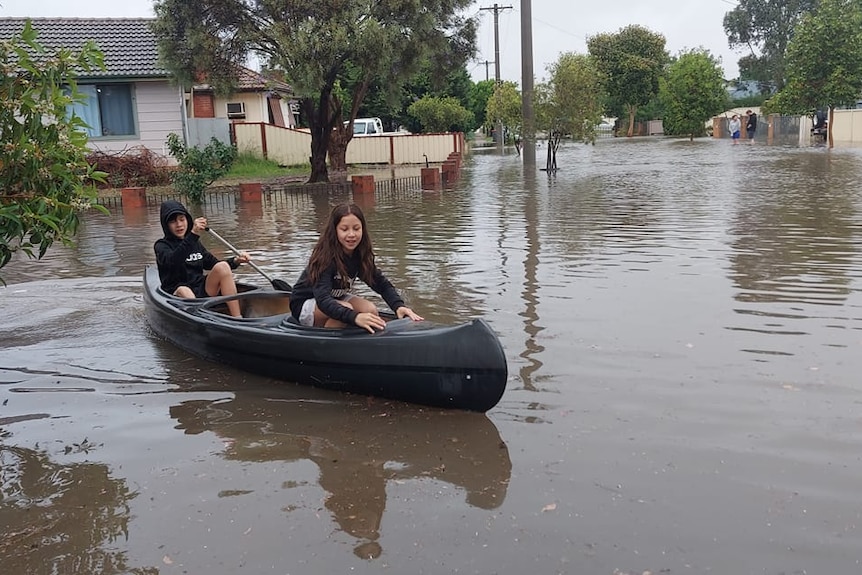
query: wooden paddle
[{"left": 206, "top": 227, "right": 292, "bottom": 291}]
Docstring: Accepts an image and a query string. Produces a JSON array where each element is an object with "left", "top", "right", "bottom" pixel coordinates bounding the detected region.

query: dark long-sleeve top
[
  {"left": 747, "top": 113, "right": 757, "bottom": 131},
  {"left": 153, "top": 200, "right": 238, "bottom": 294},
  {"left": 154, "top": 233, "right": 239, "bottom": 295},
  {"left": 289, "top": 252, "right": 405, "bottom": 326}
]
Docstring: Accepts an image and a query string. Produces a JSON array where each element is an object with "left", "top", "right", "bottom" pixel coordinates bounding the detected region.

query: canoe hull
[{"left": 143, "top": 267, "right": 507, "bottom": 411}]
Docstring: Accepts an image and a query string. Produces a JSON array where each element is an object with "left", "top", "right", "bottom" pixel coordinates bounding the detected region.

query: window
[
  {"left": 67, "top": 83, "right": 136, "bottom": 138},
  {"left": 226, "top": 102, "right": 246, "bottom": 119}
]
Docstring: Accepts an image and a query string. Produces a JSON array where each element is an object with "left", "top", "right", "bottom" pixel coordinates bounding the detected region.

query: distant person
[
  {"left": 746, "top": 110, "right": 757, "bottom": 144},
  {"left": 814, "top": 109, "right": 828, "bottom": 130},
  {"left": 729, "top": 115, "right": 741, "bottom": 144},
  {"left": 154, "top": 200, "right": 250, "bottom": 317},
  {"left": 289, "top": 203, "right": 423, "bottom": 333}
]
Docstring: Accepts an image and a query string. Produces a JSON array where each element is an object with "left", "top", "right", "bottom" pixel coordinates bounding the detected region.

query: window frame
[{"left": 66, "top": 80, "right": 140, "bottom": 140}]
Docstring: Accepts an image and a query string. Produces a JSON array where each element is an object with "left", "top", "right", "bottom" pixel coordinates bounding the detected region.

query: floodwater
[{"left": 2, "top": 137, "right": 862, "bottom": 574}]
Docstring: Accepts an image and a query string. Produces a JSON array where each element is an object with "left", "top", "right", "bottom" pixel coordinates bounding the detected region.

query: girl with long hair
[{"left": 289, "top": 203, "right": 423, "bottom": 333}]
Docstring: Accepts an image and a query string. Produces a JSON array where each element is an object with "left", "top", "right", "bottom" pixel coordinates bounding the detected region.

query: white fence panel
[
  {"left": 263, "top": 125, "right": 311, "bottom": 165},
  {"left": 235, "top": 123, "right": 462, "bottom": 166},
  {"left": 347, "top": 136, "right": 391, "bottom": 164}
]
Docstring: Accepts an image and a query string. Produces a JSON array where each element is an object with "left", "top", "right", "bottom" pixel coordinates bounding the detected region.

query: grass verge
[{"left": 226, "top": 153, "right": 310, "bottom": 179}]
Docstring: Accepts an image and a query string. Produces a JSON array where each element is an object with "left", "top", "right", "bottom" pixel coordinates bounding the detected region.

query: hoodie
[{"left": 153, "top": 200, "right": 237, "bottom": 295}]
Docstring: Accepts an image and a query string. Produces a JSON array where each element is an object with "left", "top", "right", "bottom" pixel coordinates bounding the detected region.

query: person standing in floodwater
[
  {"left": 729, "top": 115, "right": 741, "bottom": 144},
  {"left": 746, "top": 110, "right": 757, "bottom": 145}
]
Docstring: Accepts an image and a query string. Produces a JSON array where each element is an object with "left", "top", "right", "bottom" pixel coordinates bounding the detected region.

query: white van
[{"left": 352, "top": 117, "right": 384, "bottom": 136}]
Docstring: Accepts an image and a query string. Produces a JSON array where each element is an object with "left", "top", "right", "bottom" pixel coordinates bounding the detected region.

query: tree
[
  {"left": 152, "top": 0, "right": 476, "bottom": 183},
  {"left": 660, "top": 49, "right": 729, "bottom": 141},
  {"left": 534, "top": 52, "right": 605, "bottom": 171},
  {"left": 407, "top": 96, "right": 473, "bottom": 133},
  {"left": 387, "top": 62, "right": 482, "bottom": 134},
  {"left": 0, "top": 21, "right": 106, "bottom": 278},
  {"left": 771, "top": 0, "right": 862, "bottom": 148},
  {"left": 588, "top": 25, "right": 668, "bottom": 137},
  {"left": 723, "top": 0, "right": 818, "bottom": 90},
  {"left": 485, "top": 81, "right": 522, "bottom": 145},
  {"left": 166, "top": 133, "right": 237, "bottom": 204},
  {"left": 469, "top": 79, "right": 495, "bottom": 133}
]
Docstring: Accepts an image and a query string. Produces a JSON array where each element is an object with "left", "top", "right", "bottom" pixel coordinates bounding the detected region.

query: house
[
  {"left": 0, "top": 17, "right": 184, "bottom": 159},
  {"left": 189, "top": 66, "right": 297, "bottom": 128},
  {"left": 726, "top": 79, "right": 771, "bottom": 101},
  {"left": 0, "top": 17, "right": 297, "bottom": 158}
]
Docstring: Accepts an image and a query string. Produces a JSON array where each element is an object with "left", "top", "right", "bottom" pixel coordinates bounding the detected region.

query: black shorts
[
  {"left": 192, "top": 283, "right": 209, "bottom": 298},
  {"left": 185, "top": 277, "right": 208, "bottom": 298}
]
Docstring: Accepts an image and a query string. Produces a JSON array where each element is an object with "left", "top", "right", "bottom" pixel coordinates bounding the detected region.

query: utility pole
[
  {"left": 480, "top": 3, "right": 512, "bottom": 154},
  {"left": 483, "top": 60, "right": 496, "bottom": 82},
  {"left": 521, "top": 0, "right": 536, "bottom": 167}
]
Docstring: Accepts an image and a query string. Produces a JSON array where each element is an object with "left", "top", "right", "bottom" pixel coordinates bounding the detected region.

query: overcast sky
[{"left": 1, "top": 0, "right": 744, "bottom": 82}]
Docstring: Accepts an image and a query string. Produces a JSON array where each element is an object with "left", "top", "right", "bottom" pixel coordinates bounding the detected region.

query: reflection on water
[
  {"left": 169, "top": 390, "right": 510, "bottom": 558},
  {"left": 0, "top": 443, "right": 152, "bottom": 574}
]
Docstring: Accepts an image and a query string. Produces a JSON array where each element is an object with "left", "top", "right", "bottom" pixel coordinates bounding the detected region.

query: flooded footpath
[{"left": 2, "top": 137, "right": 862, "bottom": 574}]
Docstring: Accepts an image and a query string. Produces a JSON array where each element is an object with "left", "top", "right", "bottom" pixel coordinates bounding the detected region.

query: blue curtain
[{"left": 98, "top": 84, "right": 135, "bottom": 136}]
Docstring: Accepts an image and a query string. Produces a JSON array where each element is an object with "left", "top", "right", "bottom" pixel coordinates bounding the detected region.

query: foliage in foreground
[
  {"left": 0, "top": 20, "right": 107, "bottom": 277},
  {"left": 166, "top": 134, "right": 237, "bottom": 204}
]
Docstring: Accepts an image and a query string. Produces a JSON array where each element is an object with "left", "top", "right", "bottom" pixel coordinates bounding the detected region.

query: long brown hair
[{"left": 306, "top": 203, "right": 376, "bottom": 287}]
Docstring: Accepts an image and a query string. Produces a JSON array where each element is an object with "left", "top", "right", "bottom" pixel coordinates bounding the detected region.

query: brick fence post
[
  {"left": 121, "top": 186, "right": 147, "bottom": 208},
  {"left": 239, "top": 182, "right": 262, "bottom": 203}
]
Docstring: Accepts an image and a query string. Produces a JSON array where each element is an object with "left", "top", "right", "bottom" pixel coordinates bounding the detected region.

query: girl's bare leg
[{"left": 315, "top": 297, "right": 377, "bottom": 328}]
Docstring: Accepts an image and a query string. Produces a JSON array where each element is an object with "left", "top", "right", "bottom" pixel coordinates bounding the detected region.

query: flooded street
[{"left": 2, "top": 137, "right": 862, "bottom": 574}]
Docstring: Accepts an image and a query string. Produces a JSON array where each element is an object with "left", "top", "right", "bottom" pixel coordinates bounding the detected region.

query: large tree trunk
[
  {"left": 304, "top": 97, "right": 330, "bottom": 183},
  {"left": 626, "top": 104, "right": 637, "bottom": 138},
  {"left": 328, "top": 76, "right": 370, "bottom": 176},
  {"left": 304, "top": 76, "right": 370, "bottom": 183},
  {"left": 328, "top": 91, "right": 352, "bottom": 176},
  {"left": 328, "top": 126, "right": 350, "bottom": 172}
]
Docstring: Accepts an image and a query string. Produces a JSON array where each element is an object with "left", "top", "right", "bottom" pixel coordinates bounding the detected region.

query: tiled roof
[
  {"left": 235, "top": 66, "right": 293, "bottom": 94},
  {"left": 0, "top": 18, "right": 168, "bottom": 79}
]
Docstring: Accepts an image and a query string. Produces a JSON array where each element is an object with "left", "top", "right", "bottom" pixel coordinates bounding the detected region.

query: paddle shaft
[{"left": 205, "top": 227, "right": 274, "bottom": 283}]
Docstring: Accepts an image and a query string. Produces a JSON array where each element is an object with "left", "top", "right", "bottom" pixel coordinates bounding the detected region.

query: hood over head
[{"left": 159, "top": 200, "right": 193, "bottom": 238}]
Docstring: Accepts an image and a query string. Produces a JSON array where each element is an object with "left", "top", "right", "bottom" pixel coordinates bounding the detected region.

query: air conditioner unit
[{"left": 226, "top": 102, "right": 246, "bottom": 119}]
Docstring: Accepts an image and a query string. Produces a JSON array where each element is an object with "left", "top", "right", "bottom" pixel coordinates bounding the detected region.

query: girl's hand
[
  {"left": 396, "top": 307, "right": 424, "bottom": 321},
  {"left": 235, "top": 251, "right": 251, "bottom": 264},
  {"left": 356, "top": 312, "right": 386, "bottom": 334}
]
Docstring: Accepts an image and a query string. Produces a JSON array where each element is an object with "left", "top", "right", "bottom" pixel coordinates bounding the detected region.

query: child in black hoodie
[{"left": 154, "top": 200, "right": 250, "bottom": 317}]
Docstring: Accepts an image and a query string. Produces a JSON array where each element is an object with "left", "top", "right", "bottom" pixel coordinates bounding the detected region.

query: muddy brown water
[{"left": 2, "top": 138, "right": 862, "bottom": 574}]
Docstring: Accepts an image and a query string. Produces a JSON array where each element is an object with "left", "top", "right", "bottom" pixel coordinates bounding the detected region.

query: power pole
[
  {"left": 521, "top": 0, "right": 535, "bottom": 167},
  {"left": 483, "top": 60, "right": 495, "bottom": 82},
  {"left": 480, "top": 3, "right": 512, "bottom": 153}
]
